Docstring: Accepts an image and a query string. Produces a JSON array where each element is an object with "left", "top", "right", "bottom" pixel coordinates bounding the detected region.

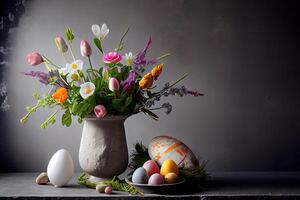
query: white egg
[{"left": 47, "top": 149, "right": 74, "bottom": 187}]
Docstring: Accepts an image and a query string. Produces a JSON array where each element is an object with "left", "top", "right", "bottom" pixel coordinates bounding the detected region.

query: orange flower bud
[
  {"left": 52, "top": 87, "right": 68, "bottom": 104},
  {"left": 139, "top": 73, "right": 153, "bottom": 90},
  {"left": 151, "top": 64, "right": 163, "bottom": 80}
]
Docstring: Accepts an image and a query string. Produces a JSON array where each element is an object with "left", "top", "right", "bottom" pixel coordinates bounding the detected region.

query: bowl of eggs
[{"left": 125, "top": 159, "right": 186, "bottom": 194}]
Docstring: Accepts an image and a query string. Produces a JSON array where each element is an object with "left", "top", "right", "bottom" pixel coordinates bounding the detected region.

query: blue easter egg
[{"left": 132, "top": 167, "right": 149, "bottom": 184}]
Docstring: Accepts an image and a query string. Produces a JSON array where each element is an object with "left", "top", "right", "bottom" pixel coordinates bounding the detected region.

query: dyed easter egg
[
  {"left": 164, "top": 172, "right": 179, "bottom": 184},
  {"left": 132, "top": 167, "right": 149, "bottom": 184},
  {"left": 148, "top": 173, "right": 164, "bottom": 185},
  {"left": 148, "top": 136, "right": 199, "bottom": 170},
  {"left": 104, "top": 186, "right": 113, "bottom": 194},
  {"left": 142, "top": 160, "right": 160, "bottom": 177},
  {"left": 160, "top": 159, "right": 179, "bottom": 176}
]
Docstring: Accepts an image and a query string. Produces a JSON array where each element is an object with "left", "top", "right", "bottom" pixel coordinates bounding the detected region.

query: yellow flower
[
  {"left": 151, "top": 64, "right": 164, "bottom": 80},
  {"left": 52, "top": 87, "right": 68, "bottom": 104},
  {"left": 139, "top": 73, "right": 153, "bottom": 89}
]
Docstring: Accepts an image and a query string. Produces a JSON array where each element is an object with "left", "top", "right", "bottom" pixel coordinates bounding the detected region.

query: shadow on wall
[{"left": 0, "top": 0, "right": 300, "bottom": 172}]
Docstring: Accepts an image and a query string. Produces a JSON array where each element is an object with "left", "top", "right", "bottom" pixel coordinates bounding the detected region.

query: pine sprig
[
  {"left": 180, "top": 160, "right": 208, "bottom": 179},
  {"left": 128, "top": 142, "right": 151, "bottom": 172},
  {"left": 77, "top": 173, "right": 143, "bottom": 195},
  {"left": 101, "top": 176, "right": 143, "bottom": 195}
]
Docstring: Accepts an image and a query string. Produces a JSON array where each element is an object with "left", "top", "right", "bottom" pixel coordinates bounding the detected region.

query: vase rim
[{"left": 85, "top": 114, "right": 130, "bottom": 121}]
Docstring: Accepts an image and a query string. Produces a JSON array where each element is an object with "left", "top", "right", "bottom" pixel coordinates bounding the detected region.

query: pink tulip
[
  {"left": 103, "top": 52, "right": 122, "bottom": 63},
  {"left": 80, "top": 40, "right": 92, "bottom": 57},
  {"left": 26, "top": 52, "right": 43, "bottom": 66},
  {"left": 94, "top": 105, "right": 107, "bottom": 118},
  {"left": 108, "top": 77, "right": 120, "bottom": 92},
  {"left": 54, "top": 36, "right": 68, "bottom": 53}
]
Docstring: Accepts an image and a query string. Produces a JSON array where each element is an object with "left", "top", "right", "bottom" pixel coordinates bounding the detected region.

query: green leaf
[
  {"left": 93, "top": 38, "right": 103, "bottom": 53},
  {"left": 112, "top": 99, "right": 124, "bottom": 113},
  {"left": 125, "top": 97, "right": 132, "bottom": 107},
  {"left": 65, "top": 27, "right": 74, "bottom": 43},
  {"left": 71, "top": 101, "right": 79, "bottom": 114},
  {"left": 62, "top": 109, "right": 72, "bottom": 127},
  {"left": 78, "top": 117, "right": 83, "bottom": 124}
]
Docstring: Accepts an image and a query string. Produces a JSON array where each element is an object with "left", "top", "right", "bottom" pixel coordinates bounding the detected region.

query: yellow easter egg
[
  {"left": 160, "top": 159, "right": 178, "bottom": 176},
  {"left": 164, "top": 172, "right": 179, "bottom": 184}
]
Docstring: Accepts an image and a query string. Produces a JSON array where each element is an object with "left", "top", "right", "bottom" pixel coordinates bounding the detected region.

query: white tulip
[{"left": 91, "top": 24, "right": 109, "bottom": 40}]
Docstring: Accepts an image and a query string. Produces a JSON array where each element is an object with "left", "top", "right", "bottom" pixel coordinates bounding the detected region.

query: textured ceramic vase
[{"left": 79, "top": 115, "right": 129, "bottom": 178}]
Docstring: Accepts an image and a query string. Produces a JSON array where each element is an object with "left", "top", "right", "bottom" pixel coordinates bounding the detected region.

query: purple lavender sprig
[
  {"left": 21, "top": 71, "right": 49, "bottom": 85},
  {"left": 133, "top": 37, "right": 157, "bottom": 72},
  {"left": 162, "top": 84, "right": 204, "bottom": 97}
]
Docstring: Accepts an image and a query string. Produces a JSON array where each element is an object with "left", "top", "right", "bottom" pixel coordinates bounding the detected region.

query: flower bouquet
[
  {"left": 20, "top": 24, "right": 203, "bottom": 128},
  {"left": 20, "top": 24, "right": 204, "bottom": 187}
]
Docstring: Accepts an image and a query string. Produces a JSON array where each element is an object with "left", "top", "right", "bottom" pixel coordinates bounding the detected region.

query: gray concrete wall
[{"left": 1, "top": 0, "right": 299, "bottom": 172}]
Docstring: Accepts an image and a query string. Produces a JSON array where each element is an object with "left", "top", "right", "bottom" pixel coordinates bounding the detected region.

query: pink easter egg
[
  {"left": 148, "top": 173, "right": 164, "bottom": 185},
  {"left": 142, "top": 160, "right": 160, "bottom": 177},
  {"left": 104, "top": 186, "right": 113, "bottom": 194}
]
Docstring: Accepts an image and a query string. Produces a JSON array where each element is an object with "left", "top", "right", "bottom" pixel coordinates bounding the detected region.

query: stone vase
[{"left": 79, "top": 115, "right": 129, "bottom": 178}]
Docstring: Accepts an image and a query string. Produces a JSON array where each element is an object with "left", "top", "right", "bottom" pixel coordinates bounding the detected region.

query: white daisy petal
[
  {"left": 79, "top": 82, "right": 95, "bottom": 99},
  {"left": 60, "top": 67, "right": 68, "bottom": 75},
  {"left": 99, "top": 23, "right": 109, "bottom": 39},
  {"left": 92, "top": 24, "right": 101, "bottom": 38},
  {"left": 75, "top": 59, "right": 83, "bottom": 71}
]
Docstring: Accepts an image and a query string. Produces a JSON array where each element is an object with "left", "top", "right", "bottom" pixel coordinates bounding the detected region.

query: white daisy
[
  {"left": 91, "top": 24, "right": 109, "bottom": 40},
  {"left": 67, "top": 72, "right": 81, "bottom": 87},
  {"left": 124, "top": 52, "right": 134, "bottom": 66},
  {"left": 66, "top": 59, "right": 83, "bottom": 74},
  {"left": 79, "top": 82, "right": 95, "bottom": 99}
]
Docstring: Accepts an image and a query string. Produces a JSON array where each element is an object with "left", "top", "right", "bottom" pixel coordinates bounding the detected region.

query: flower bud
[
  {"left": 54, "top": 36, "right": 68, "bottom": 53},
  {"left": 26, "top": 52, "right": 43, "bottom": 66},
  {"left": 108, "top": 77, "right": 120, "bottom": 92},
  {"left": 151, "top": 64, "right": 163, "bottom": 80},
  {"left": 80, "top": 40, "right": 92, "bottom": 57},
  {"left": 139, "top": 73, "right": 153, "bottom": 89},
  {"left": 94, "top": 105, "right": 107, "bottom": 118}
]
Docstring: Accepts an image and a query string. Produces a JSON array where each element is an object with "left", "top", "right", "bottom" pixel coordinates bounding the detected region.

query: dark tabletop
[{"left": 1, "top": 172, "right": 300, "bottom": 199}]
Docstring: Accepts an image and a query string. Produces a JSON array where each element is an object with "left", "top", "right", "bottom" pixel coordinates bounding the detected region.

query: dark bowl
[{"left": 125, "top": 176, "right": 186, "bottom": 194}]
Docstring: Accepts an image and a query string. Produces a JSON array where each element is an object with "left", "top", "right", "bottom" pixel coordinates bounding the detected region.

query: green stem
[
  {"left": 157, "top": 53, "right": 171, "bottom": 61},
  {"left": 40, "top": 109, "right": 59, "bottom": 129},
  {"left": 115, "top": 27, "right": 130, "bottom": 52},
  {"left": 67, "top": 41, "right": 76, "bottom": 61},
  {"left": 88, "top": 56, "right": 97, "bottom": 79},
  {"left": 43, "top": 62, "right": 51, "bottom": 72},
  {"left": 42, "top": 55, "right": 60, "bottom": 70},
  {"left": 62, "top": 53, "right": 69, "bottom": 63}
]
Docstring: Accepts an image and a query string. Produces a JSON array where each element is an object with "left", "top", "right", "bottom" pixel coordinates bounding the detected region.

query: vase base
[{"left": 89, "top": 176, "right": 112, "bottom": 183}]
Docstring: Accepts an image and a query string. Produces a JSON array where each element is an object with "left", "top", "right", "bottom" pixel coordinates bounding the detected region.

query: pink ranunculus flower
[
  {"left": 103, "top": 52, "right": 122, "bottom": 63},
  {"left": 80, "top": 40, "right": 92, "bottom": 57},
  {"left": 26, "top": 52, "right": 43, "bottom": 66},
  {"left": 108, "top": 77, "right": 120, "bottom": 92},
  {"left": 94, "top": 105, "right": 107, "bottom": 118}
]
